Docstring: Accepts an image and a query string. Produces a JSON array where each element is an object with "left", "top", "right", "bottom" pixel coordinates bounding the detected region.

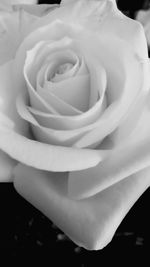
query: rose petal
[
  {"left": 0, "top": 125, "right": 107, "bottom": 172},
  {"left": 38, "top": 88, "right": 82, "bottom": 116},
  {"left": 69, "top": 133, "right": 150, "bottom": 199},
  {"left": 47, "top": 50, "right": 80, "bottom": 83},
  {"left": 37, "top": 64, "right": 82, "bottom": 115},
  {"left": 14, "top": 163, "right": 150, "bottom": 250},
  {"left": 0, "top": 3, "right": 42, "bottom": 64},
  {"left": 16, "top": 91, "right": 106, "bottom": 148},
  {"left": 0, "top": 150, "right": 16, "bottom": 182},
  {"left": 74, "top": 39, "right": 147, "bottom": 148},
  {"left": 16, "top": 94, "right": 88, "bottom": 146},
  {"left": 0, "top": 8, "right": 20, "bottom": 64},
  {"left": 85, "top": 56, "right": 107, "bottom": 108},
  {"left": 25, "top": 65, "right": 59, "bottom": 115},
  {"left": 111, "top": 59, "right": 150, "bottom": 144},
  {"left": 33, "top": 0, "right": 116, "bottom": 33},
  {"left": 21, "top": 0, "right": 147, "bottom": 64},
  {"left": 38, "top": 83, "right": 82, "bottom": 117},
  {"left": 68, "top": 95, "right": 150, "bottom": 199},
  {"left": 0, "top": 60, "right": 29, "bottom": 134},
  {"left": 13, "top": 4, "right": 58, "bottom": 18},
  {"left": 44, "top": 74, "right": 90, "bottom": 113},
  {"left": 28, "top": 94, "right": 106, "bottom": 131},
  {"left": 0, "top": 110, "right": 17, "bottom": 182},
  {"left": 94, "top": 7, "right": 147, "bottom": 60}
]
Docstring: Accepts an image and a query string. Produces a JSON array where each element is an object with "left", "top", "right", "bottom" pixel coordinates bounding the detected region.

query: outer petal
[
  {"left": 12, "top": 4, "right": 58, "bottom": 18},
  {"left": 0, "top": 3, "right": 57, "bottom": 64},
  {"left": 0, "top": 112, "right": 17, "bottom": 181},
  {"left": 14, "top": 163, "right": 150, "bottom": 250},
  {"left": 32, "top": 0, "right": 147, "bottom": 60},
  {"left": 0, "top": 150, "right": 16, "bottom": 182},
  {"left": 0, "top": 60, "right": 28, "bottom": 134},
  {"left": 0, "top": 126, "right": 107, "bottom": 172}
]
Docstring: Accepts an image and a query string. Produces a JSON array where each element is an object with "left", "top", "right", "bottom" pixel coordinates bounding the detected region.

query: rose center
[
  {"left": 51, "top": 62, "right": 74, "bottom": 81},
  {"left": 56, "top": 63, "right": 73, "bottom": 75}
]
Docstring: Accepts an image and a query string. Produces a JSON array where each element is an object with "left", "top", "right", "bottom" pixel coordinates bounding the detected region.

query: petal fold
[
  {"left": 0, "top": 126, "right": 107, "bottom": 172},
  {"left": 14, "top": 163, "right": 150, "bottom": 250}
]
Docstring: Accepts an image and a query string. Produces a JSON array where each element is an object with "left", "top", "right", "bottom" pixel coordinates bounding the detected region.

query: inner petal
[
  {"left": 44, "top": 49, "right": 80, "bottom": 82},
  {"left": 24, "top": 38, "right": 90, "bottom": 116},
  {"left": 51, "top": 62, "right": 74, "bottom": 82},
  {"left": 44, "top": 74, "right": 90, "bottom": 112},
  {"left": 40, "top": 49, "right": 90, "bottom": 112},
  {"left": 37, "top": 61, "right": 82, "bottom": 116}
]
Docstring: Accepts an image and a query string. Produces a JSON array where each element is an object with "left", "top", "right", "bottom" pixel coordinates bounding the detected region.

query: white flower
[{"left": 0, "top": 0, "right": 150, "bottom": 250}]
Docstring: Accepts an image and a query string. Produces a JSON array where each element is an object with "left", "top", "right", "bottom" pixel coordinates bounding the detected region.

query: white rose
[{"left": 0, "top": 0, "right": 150, "bottom": 250}]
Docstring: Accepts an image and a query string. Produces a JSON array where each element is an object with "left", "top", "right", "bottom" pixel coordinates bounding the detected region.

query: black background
[{"left": 0, "top": 0, "right": 150, "bottom": 264}]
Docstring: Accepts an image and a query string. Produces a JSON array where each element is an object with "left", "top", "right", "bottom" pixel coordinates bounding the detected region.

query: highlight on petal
[
  {"left": 14, "top": 163, "right": 150, "bottom": 250},
  {"left": 0, "top": 125, "right": 107, "bottom": 172}
]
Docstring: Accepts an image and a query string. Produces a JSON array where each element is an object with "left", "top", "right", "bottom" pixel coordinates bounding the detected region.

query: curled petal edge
[{"left": 0, "top": 125, "right": 108, "bottom": 172}]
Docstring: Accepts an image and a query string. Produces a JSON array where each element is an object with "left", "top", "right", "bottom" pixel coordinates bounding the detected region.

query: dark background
[{"left": 0, "top": 0, "right": 150, "bottom": 264}]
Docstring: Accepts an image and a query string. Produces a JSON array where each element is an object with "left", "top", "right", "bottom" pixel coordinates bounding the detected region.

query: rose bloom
[
  {"left": 136, "top": 7, "right": 150, "bottom": 47},
  {"left": 0, "top": 0, "right": 150, "bottom": 250}
]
